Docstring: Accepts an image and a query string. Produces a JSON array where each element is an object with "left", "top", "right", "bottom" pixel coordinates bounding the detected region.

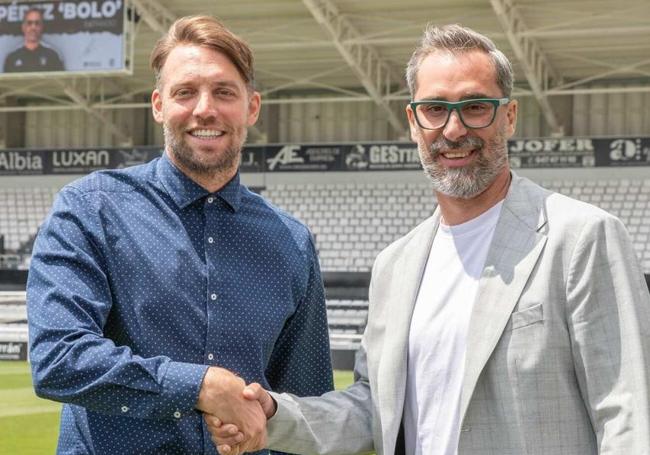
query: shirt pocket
[{"left": 507, "top": 302, "right": 544, "bottom": 331}]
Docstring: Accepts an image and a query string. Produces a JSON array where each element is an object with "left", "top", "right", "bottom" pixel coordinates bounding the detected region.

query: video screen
[{"left": 0, "top": 0, "right": 125, "bottom": 76}]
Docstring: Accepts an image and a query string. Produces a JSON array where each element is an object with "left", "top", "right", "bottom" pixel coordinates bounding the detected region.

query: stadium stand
[
  {"left": 327, "top": 299, "right": 367, "bottom": 345},
  {"left": 263, "top": 182, "right": 438, "bottom": 271},
  {"left": 0, "top": 290, "right": 26, "bottom": 316},
  {"left": 0, "top": 292, "right": 28, "bottom": 361},
  {"left": 539, "top": 178, "right": 650, "bottom": 272},
  {"left": 262, "top": 178, "right": 650, "bottom": 274},
  {"left": 0, "top": 187, "right": 58, "bottom": 255},
  {"left": 2, "top": 176, "right": 650, "bottom": 260},
  {"left": 1, "top": 175, "right": 649, "bottom": 365},
  {"left": 2, "top": 177, "right": 648, "bottom": 273},
  {"left": 322, "top": 272, "right": 370, "bottom": 368}
]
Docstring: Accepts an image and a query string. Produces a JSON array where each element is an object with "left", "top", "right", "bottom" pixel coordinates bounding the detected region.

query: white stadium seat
[{"left": 262, "top": 179, "right": 650, "bottom": 273}]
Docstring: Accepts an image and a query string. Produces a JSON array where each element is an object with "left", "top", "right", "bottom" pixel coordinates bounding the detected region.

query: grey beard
[
  {"left": 163, "top": 124, "right": 244, "bottom": 176},
  {"left": 421, "top": 135, "right": 507, "bottom": 199}
]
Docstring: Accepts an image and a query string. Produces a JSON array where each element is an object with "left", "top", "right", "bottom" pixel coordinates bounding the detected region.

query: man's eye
[
  {"left": 216, "top": 89, "right": 236, "bottom": 97},
  {"left": 465, "top": 102, "right": 489, "bottom": 112},
  {"left": 424, "top": 104, "right": 446, "bottom": 114},
  {"left": 175, "top": 89, "right": 194, "bottom": 98}
]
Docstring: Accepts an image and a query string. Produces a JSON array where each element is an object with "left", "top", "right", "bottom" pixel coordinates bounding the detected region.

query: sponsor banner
[
  {"left": 508, "top": 137, "right": 650, "bottom": 168},
  {"left": 0, "top": 150, "right": 45, "bottom": 175},
  {"left": 0, "top": 341, "right": 27, "bottom": 360},
  {"left": 594, "top": 137, "right": 650, "bottom": 167},
  {"left": 0, "top": 0, "right": 125, "bottom": 75},
  {"left": 255, "top": 138, "right": 650, "bottom": 171},
  {"left": 239, "top": 145, "right": 266, "bottom": 173},
  {"left": 257, "top": 143, "right": 422, "bottom": 172},
  {"left": 348, "top": 143, "right": 421, "bottom": 171},
  {"left": 0, "top": 137, "right": 648, "bottom": 175},
  {"left": 0, "top": 147, "right": 163, "bottom": 175},
  {"left": 114, "top": 147, "right": 164, "bottom": 169},
  {"left": 262, "top": 144, "right": 343, "bottom": 172},
  {"left": 508, "top": 137, "right": 596, "bottom": 168}
]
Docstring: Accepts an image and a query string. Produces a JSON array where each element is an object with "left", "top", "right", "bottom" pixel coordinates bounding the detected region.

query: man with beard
[
  {"left": 4, "top": 8, "right": 64, "bottom": 73},
  {"left": 208, "top": 24, "right": 650, "bottom": 455},
  {"left": 27, "top": 15, "right": 333, "bottom": 454}
]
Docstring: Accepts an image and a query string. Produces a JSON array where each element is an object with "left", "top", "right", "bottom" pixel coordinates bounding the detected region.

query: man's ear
[
  {"left": 151, "top": 89, "right": 163, "bottom": 124},
  {"left": 406, "top": 104, "right": 419, "bottom": 143},
  {"left": 246, "top": 91, "right": 261, "bottom": 126},
  {"left": 505, "top": 99, "right": 518, "bottom": 137}
]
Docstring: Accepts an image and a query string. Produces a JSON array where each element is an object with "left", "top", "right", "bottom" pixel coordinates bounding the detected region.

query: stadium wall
[
  {"left": 10, "top": 89, "right": 650, "bottom": 148},
  {"left": 25, "top": 108, "right": 146, "bottom": 149},
  {"left": 574, "top": 85, "right": 650, "bottom": 136}
]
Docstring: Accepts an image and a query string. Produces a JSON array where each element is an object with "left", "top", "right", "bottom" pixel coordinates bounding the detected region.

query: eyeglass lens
[{"left": 416, "top": 101, "right": 496, "bottom": 129}]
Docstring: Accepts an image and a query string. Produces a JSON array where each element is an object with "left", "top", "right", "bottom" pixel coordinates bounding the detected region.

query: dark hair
[
  {"left": 23, "top": 7, "right": 43, "bottom": 22},
  {"left": 406, "top": 23, "right": 513, "bottom": 98},
  {"left": 150, "top": 15, "right": 254, "bottom": 89}
]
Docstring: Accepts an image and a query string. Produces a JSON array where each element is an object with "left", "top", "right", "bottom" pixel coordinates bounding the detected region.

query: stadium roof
[{"left": 1, "top": 0, "right": 649, "bottom": 138}]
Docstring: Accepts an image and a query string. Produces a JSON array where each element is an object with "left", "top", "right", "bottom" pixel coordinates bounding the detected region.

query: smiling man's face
[
  {"left": 406, "top": 50, "right": 517, "bottom": 199},
  {"left": 22, "top": 10, "right": 44, "bottom": 46},
  {"left": 151, "top": 44, "right": 260, "bottom": 183}
]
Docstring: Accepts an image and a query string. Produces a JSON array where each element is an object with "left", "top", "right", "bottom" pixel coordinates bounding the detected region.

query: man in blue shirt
[{"left": 27, "top": 15, "right": 333, "bottom": 454}]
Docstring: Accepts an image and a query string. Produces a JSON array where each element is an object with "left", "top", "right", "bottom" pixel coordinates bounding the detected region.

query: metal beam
[
  {"left": 515, "top": 3, "right": 649, "bottom": 38},
  {"left": 552, "top": 56, "right": 650, "bottom": 91},
  {"left": 129, "top": 0, "right": 176, "bottom": 35},
  {"left": 258, "top": 67, "right": 364, "bottom": 97},
  {"left": 490, "top": 0, "right": 563, "bottom": 135},
  {"left": 2, "top": 83, "right": 650, "bottom": 113},
  {"left": 520, "top": 25, "right": 650, "bottom": 39},
  {"left": 300, "top": 0, "right": 406, "bottom": 134}
]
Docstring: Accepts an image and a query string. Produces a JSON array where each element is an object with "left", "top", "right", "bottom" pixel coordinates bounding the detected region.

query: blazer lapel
[
  {"left": 378, "top": 212, "right": 439, "bottom": 452},
  {"left": 460, "top": 175, "right": 549, "bottom": 420}
]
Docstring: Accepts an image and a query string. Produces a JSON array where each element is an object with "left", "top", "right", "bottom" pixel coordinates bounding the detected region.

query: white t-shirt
[{"left": 404, "top": 201, "right": 503, "bottom": 455}]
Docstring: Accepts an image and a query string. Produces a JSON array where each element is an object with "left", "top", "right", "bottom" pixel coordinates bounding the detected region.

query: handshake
[{"left": 196, "top": 367, "right": 275, "bottom": 454}]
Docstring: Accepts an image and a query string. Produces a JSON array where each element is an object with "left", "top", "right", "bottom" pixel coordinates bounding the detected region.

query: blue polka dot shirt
[{"left": 27, "top": 154, "right": 334, "bottom": 454}]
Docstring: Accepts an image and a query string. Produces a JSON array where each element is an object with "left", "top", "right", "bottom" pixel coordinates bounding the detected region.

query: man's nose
[
  {"left": 442, "top": 109, "right": 468, "bottom": 143},
  {"left": 193, "top": 91, "right": 217, "bottom": 120}
]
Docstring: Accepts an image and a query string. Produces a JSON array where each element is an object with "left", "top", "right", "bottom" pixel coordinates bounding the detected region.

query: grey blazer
[{"left": 267, "top": 174, "right": 650, "bottom": 455}]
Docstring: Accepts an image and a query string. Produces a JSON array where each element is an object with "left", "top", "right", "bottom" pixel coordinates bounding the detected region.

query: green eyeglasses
[{"left": 409, "top": 98, "right": 510, "bottom": 130}]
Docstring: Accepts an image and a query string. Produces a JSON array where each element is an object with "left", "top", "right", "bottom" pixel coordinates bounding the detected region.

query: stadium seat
[{"left": 263, "top": 179, "right": 650, "bottom": 273}]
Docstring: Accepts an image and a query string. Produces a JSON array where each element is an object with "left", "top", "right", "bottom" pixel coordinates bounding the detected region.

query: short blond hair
[{"left": 150, "top": 15, "right": 254, "bottom": 89}]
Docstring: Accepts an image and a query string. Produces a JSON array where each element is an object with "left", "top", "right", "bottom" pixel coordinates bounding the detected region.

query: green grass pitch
[{"left": 0, "top": 361, "right": 355, "bottom": 453}]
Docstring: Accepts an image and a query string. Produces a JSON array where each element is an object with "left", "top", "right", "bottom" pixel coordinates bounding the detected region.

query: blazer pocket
[{"left": 507, "top": 303, "right": 543, "bottom": 331}]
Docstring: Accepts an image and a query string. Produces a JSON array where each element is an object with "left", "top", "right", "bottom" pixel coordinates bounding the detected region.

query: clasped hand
[{"left": 197, "top": 367, "right": 274, "bottom": 454}]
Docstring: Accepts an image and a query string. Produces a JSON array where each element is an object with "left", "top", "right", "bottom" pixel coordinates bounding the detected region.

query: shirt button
[
  {"left": 208, "top": 237, "right": 214, "bottom": 243},
  {"left": 211, "top": 293, "right": 217, "bottom": 301},
  {"left": 121, "top": 405, "right": 129, "bottom": 413},
  {"left": 207, "top": 197, "right": 214, "bottom": 203},
  {"left": 208, "top": 353, "right": 214, "bottom": 360},
  {"left": 173, "top": 411, "right": 181, "bottom": 419}
]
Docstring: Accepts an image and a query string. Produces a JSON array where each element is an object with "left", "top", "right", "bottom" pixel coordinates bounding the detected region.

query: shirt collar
[
  {"left": 156, "top": 153, "right": 242, "bottom": 211},
  {"left": 216, "top": 171, "right": 242, "bottom": 212}
]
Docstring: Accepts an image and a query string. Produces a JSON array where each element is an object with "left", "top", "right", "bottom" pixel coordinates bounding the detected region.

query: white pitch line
[
  {"left": 0, "top": 368, "right": 31, "bottom": 376},
  {"left": 0, "top": 404, "right": 60, "bottom": 418}
]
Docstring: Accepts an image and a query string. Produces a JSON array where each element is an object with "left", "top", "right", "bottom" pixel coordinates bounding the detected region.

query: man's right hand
[
  {"left": 204, "top": 382, "right": 276, "bottom": 454},
  {"left": 196, "top": 367, "right": 268, "bottom": 453}
]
